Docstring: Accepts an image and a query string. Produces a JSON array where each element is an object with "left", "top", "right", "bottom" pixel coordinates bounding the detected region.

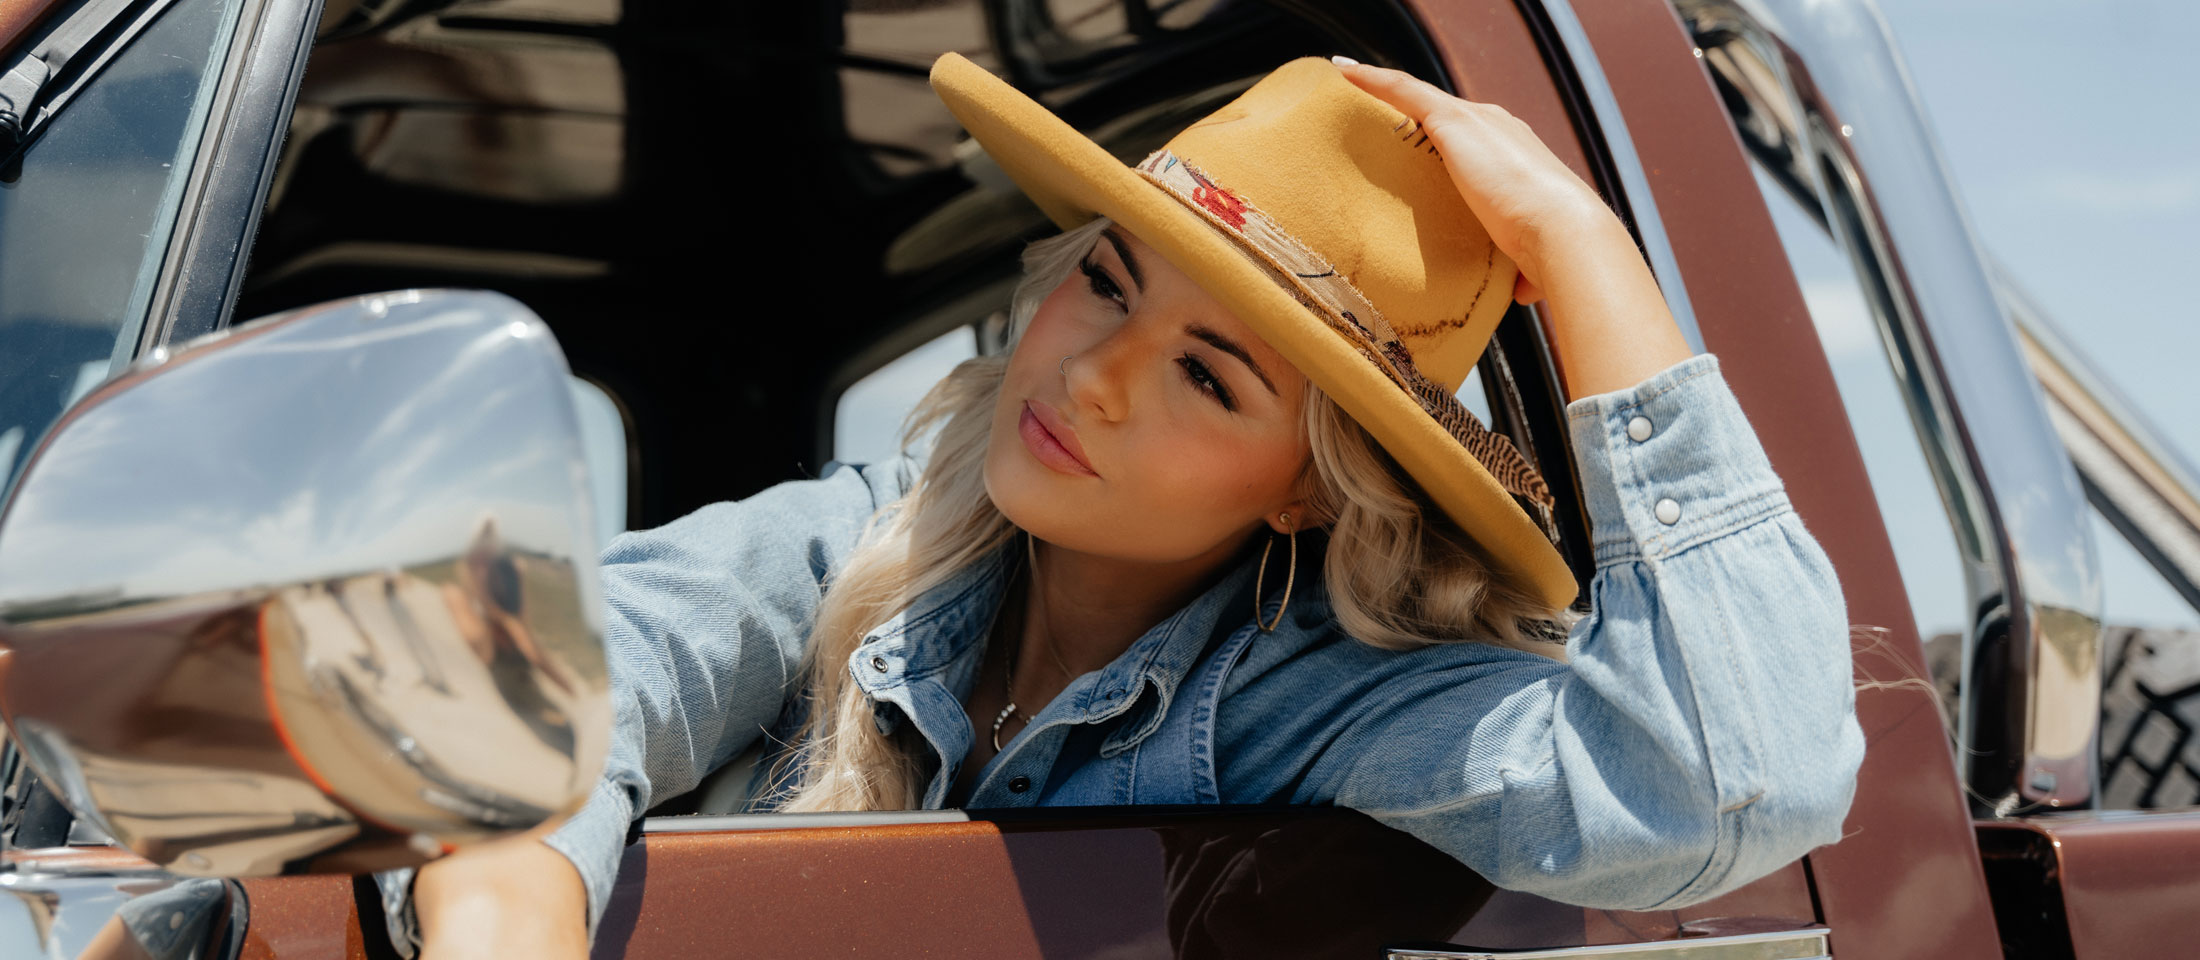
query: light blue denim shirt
[{"left": 378, "top": 351, "right": 1864, "bottom": 951}]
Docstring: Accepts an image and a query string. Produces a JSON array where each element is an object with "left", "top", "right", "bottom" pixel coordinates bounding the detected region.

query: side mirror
[{"left": 0, "top": 290, "right": 610, "bottom": 876}]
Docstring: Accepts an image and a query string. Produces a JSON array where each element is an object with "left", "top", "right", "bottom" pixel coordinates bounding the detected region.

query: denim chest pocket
[{"left": 1101, "top": 620, "right": 1265, "bottom": 806}]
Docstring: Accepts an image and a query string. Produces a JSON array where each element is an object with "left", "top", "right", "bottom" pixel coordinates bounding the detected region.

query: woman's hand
[
  {"left": 414, "top": 826, "right": 590, "bottom": 960},
  {"left": 1332, "top": 58, "right": 1693, "bottom": 398}
]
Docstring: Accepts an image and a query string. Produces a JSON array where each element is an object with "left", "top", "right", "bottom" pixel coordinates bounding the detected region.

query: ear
[{"left": 1265, "top": 500, "right": 1320, "bottom": 535}]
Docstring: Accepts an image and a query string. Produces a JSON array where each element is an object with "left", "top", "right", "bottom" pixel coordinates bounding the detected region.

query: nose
[{"left": 1061, "top": 316, "right": 1157, "bottom": 423}]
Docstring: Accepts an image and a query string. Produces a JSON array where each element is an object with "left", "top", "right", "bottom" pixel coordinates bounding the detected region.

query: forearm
[
  {"left": 414, "top": 833, "right": 589, "bottom": 960},
  {"left": 1324, "top": 355, "right": 1860, "bottom": 909},
  {"left": 1531, "top": 211, "right": 1695, "bottom": 399}
]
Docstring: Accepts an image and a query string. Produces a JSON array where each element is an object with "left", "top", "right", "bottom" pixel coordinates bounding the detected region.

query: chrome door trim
[
  {"left": 135, "top": 0, "right": 321, "bottom": 351},
  {"left": 1672, "top": 0, "right": 2104, "bottom": 813},
  {"left": 1522, "top": 0, "right": 1704, "bottom": 353},
  {"left": 1388, "top": 927, "right": 1830, "bottom": 960},
  {"left": 642, "top": 810, "right": 974, "bottom": 834}
]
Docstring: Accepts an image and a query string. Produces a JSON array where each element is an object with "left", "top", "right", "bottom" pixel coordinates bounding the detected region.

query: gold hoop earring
[{"left": 1254, "top": 512, "right": 1296, "bottom": 633}]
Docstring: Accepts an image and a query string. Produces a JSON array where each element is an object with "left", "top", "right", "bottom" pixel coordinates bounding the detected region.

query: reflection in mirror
[
  {"left": 0, "top": 290, "right": 609, "bottom": 876},
  {"left": 0, "top": 0, "right": 248, "bottom": 496},
  {"left": 0, "top": 870, "right": 234, "bottom": 960},
  {"left": 1150, "top": 814, "right": 1495, "bottom": 959}
]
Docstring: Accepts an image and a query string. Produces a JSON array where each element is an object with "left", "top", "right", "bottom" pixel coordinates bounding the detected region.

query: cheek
[
  {"left": 1117, "top": 417, "right": 1306, "bottom": 522},
  {"left": 1019, "top": 279, "right": 1089, "bottom": 352}
]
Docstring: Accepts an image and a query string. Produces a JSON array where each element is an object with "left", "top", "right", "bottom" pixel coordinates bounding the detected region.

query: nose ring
[{"left": 1060, "top": 354, "right": 1072, "bottom": 378}]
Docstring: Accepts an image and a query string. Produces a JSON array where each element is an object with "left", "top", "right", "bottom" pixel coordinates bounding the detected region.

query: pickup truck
[{"left": 1, "top": 0, "right": 2194, "bottom": 957}]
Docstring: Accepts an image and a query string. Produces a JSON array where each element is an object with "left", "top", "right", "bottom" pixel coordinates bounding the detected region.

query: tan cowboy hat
[{"left": 929, "top": 52, "right": 1576, "bottom": 611}]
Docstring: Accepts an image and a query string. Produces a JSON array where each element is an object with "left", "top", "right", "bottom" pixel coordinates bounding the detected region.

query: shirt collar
[{"left": 847, "top": 530, "right": 1292, "bottom": 748}]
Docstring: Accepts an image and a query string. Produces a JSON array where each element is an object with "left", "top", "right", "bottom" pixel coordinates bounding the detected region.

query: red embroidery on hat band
[
  {"left": 1131, "top": 149, "right": 1556, "bottom": 543},
  {"left": 1188, "top": 172, "right": 1250, "bottom": 228}
]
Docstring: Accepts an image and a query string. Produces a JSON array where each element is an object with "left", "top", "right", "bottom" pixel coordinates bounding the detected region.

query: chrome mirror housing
[{"left": 0, "top": 290, "right": 610, "bottom": 876}]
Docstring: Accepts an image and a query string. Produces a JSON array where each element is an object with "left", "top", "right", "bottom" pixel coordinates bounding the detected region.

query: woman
[{"left": 389, "top": 55, "right": 1864, "bottom": 957}]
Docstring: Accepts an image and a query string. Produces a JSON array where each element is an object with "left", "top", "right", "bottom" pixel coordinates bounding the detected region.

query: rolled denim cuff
[
  {"left": 369, "top": 779, "right": 630, "bottom": 956},
  {"left": 540, "top": 777, "right": 638, "bottom": 942},
  {"left": 1564, "top": 352, "right": 1791, "bottom": 567}
]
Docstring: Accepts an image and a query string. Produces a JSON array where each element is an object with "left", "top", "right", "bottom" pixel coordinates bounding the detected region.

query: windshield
[{"left": 0, "top": 0, "right": 243, "bottom": 496}]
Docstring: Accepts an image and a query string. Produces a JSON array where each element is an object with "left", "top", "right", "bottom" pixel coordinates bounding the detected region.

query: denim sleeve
[
  {"left": 372, "top": 456, "right": 918, "bottom": 954},
  {"left": 1321, "top": 351, "right": 1863, "bottom": 910}
]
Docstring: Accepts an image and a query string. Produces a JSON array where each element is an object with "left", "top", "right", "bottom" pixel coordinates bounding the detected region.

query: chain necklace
[
  {"left": 990, "top": 532, "right": 1075, "bottom": 752},
  {"left": 990, "top": 647, "right": 1035, "bottom": 752}
]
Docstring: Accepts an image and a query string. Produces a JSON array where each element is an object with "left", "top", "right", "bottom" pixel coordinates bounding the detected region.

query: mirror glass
[{"left": 0, "top": 290, "right": 610, "bottom": 875}]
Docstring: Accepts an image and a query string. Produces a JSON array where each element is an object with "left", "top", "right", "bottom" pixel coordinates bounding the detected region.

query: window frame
[{"left": 0, "top": 0, "right": 317, "bottom": 859}]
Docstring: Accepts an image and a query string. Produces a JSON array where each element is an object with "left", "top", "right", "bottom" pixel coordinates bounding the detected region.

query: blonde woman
[{"left": 389, "top": 55, "right": 1863, "bottom": 958}]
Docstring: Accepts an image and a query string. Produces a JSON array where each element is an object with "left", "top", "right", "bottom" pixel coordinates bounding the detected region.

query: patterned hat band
[{"left": 1132, "top": 149, "right": 1559, "bottom": 546}]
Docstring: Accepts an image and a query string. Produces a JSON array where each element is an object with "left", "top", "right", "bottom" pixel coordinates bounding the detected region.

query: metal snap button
[
  {"left": 870, "top": 655, "right": 889, "bottom": 672},
  {"left": 1627, "top": 415, "right": 1654, "bottom": 442},
  {"left": 1008, "top": 775, "right": 1032, "bottom": 793},
  {"left": 1655, "top": 498, "right": 1682, "bottom": 525}
]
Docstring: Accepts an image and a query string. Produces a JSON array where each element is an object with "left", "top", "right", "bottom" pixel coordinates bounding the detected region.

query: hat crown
[{"left": 1157, "top": 58, "right": 1513, "bottom": 393}]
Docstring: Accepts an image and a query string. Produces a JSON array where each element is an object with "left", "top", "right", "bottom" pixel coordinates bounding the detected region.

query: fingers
[{"left": 1330, "top": 58, "right": 1470, "bottom": 122}]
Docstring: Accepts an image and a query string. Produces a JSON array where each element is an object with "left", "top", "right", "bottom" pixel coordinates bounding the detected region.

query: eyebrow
[
  {"left": 1100, "top": 227, "right": 1145, "bottom": 293},
  {"left": 1186, "top": 324, "right": 1278, "bottom": 396}
]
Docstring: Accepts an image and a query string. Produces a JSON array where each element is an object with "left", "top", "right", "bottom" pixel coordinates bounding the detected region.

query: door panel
[
  {"left": 602, "top": 811, "right": 1818, "bottom": 958},
  {"left": 232, "top": 808, "right": 1817, "bottom": 958}
]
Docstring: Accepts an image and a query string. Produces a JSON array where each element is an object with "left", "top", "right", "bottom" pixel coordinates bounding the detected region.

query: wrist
[
  {"left": 415, "top": 838, "right": 589, "bottom": 958},
  {"left": 1515, "top": 195, "right": 1629, "bottom": 283}
]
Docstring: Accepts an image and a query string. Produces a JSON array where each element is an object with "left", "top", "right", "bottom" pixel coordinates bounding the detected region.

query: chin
[{"left": 982, "top": 425, "right": 1064, "bottom": 542}]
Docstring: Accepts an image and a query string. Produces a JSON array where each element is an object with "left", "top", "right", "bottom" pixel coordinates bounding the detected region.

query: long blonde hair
[{"left": 768, "top": 217, "right": 1575, "bottom": 812}]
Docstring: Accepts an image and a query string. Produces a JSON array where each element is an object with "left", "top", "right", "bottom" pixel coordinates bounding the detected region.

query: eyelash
[
  {"left": 1080, "top": 256, "right": 1236, "bottom": 412},
  {"left": 1079, "top": 258, "right": 1124, "bottom": 305},
  {"left": 1177, "top": 353, "right": 1237, "bottom": 411}
]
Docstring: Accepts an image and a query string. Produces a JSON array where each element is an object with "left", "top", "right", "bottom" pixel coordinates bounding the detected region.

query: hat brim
[{"left": 930, "top": 53, "right": 1578, "bottom": 611}]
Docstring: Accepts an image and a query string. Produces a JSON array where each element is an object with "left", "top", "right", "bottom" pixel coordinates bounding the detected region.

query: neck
[{"left": 1011, "top": 530, "right": 1255, "bottom": 685}]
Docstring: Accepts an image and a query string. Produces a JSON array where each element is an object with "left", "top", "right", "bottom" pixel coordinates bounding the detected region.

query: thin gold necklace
[{"left": 991, "top": 532, "right": 1075, "bottom": 752}]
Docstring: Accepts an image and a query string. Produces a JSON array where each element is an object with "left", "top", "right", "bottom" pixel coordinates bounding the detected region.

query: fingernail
[{"left": 1331, "top": 55, "right": 1359, "bottom": 67}]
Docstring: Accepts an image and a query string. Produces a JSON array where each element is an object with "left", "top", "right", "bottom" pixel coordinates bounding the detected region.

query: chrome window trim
[
  {"left": 135, "top": 0, "right": 320, "bottom": 351},
  {"left": 1995, "top": 260, "right": 2200, "bottom": 614},
  {"left": 1674, "top": 0, "right": 2104, "bottom": 813},
  {"left": 1388, "top": 927, "right": 1830, "bottom": 960},
  {"left": 1528, "top": 0, "right": 1705, "bottom": 354}
]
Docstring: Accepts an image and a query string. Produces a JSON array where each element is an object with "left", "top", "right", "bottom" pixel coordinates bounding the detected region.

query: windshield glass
[{"left": 0, "top": 0, "right": 243, "bottom": 496}]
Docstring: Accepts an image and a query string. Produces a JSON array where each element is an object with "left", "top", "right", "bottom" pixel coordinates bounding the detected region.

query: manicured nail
[{"left": 1331, "top": 55, "right": 1359, "bottom": 67}]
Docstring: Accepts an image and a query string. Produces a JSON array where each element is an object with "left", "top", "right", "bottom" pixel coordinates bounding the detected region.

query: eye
[
  {"left": 1080, "top": 257, "right": 1125, "bottom": 307},
  {"left": 1177, "top": 353, "right": 1237, "bottom": 412}
]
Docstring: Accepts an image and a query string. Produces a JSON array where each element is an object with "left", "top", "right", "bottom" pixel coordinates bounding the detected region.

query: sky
[
  {"left": 1821, "top": 0, "right": 2199, "bottom": 634},
  {"left": 1880, "top": 0, "right": 2198, "bottom": 467}
]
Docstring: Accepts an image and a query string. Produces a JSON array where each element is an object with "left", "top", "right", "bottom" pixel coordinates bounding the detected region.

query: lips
[{"left": 1020, "top": 400, "right": 1097, "bottom": 477}]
